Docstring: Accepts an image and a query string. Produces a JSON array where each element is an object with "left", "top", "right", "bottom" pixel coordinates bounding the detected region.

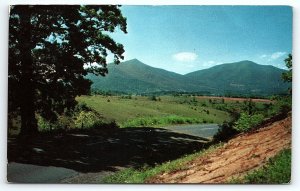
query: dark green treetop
[
  {"left": 281, "top": 54, "right": 292, "bottom": 83},
  {"left": 9, "top": 5, "right": 127, "bottom": 135}
]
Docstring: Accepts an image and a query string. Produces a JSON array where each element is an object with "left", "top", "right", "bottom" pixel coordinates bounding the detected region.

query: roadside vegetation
[
  {"left": 230, "top": 149, "right": 291, "bottom": 184},
  {"left": 103, "top": 143, "right": 223, "bottom": 183}
]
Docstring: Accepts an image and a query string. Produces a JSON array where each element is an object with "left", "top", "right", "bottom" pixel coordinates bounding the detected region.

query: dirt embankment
[{"left": 148, "top": 116, "right": 291, "bottom": 183}]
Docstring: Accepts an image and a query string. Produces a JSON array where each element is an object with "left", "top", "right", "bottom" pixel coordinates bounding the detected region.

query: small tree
[
  {"left": 281, "top": 54, "right": 292, "bottom": 94},
  {"left": 282, "top": 54, "right": 292, "bottom": 82}
]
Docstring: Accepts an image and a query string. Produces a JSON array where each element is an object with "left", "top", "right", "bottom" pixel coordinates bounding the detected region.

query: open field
[
  {"left": 77, "top": 95, "right": 231, "bottom": 127},
  {"left": 8, "top": 94, "right": 276, "bottom": 135}
]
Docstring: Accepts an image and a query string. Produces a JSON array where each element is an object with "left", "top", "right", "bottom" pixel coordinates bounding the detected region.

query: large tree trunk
[{"left": 18, "top": 6, "right": 38, "bottom": 136}]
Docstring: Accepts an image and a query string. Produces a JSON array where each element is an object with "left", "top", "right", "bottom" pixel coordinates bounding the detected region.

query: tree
[
  {"left": 281, "top": 54, "right": 292, "bottom": 94},
  {"left": 281, "top": 54, "right": 292, "bottom": 83},
  {"left": 9, "top": 5, "right": 127, "bottom": 135}
]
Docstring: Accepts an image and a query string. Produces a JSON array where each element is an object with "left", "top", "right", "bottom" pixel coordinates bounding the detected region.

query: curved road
[{"left": 7, "top": 124, "right": 220, "bottom": 183}]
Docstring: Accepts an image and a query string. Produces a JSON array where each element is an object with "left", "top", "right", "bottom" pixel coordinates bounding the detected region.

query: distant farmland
[{"left": 196, "top": 96, "right": 274, "bottom": 103}]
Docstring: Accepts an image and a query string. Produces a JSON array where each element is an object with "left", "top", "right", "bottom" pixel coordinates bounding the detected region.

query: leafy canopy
[{"left": 9, "top": 5, "right": 127, "bottom": 133}]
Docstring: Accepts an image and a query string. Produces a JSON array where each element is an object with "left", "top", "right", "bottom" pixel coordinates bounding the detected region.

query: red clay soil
[
  {"left": 148, "top": 116, "right": 291, "bottom": 183},
  {"left": 197, "top": 96, "right": 273, "bottom": 103}
]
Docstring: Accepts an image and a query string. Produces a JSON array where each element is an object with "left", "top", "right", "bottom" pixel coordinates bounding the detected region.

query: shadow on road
[{"left": 8, "top": 127, "right": 209, "bottom": 173}]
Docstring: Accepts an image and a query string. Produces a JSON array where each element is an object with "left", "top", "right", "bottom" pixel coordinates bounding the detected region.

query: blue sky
[{"left": 108, "top": 6, "right": 292, "bottom": 74}]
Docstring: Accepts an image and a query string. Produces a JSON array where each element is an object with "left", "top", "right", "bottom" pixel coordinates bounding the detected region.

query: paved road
[
  {"left": 7, "top": 124, "right": 219, "bottom": 183},
  {"left": 162, "top": 124, "right": 220, "bottom": 138},
  {"left": 7, "top": 162, "right": 78, "bottom": 183}
]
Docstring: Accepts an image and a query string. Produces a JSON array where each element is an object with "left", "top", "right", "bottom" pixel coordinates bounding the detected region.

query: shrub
[
  {"left": 213, "top": 121, "right": 238, "bottom": 142},
  {"left": 149, "top": 95, "right": 157, "bottom": 101},
  {"left": 233, "top": 113, "right": 264, "bottom": 132},
  {"left": 75, "top": 102, "right": 91, "bottom": 112},
  {"left": 37, "top": 115, "right": 63, "bottom": 132},
  {"left": 74, "top": 111, "right": 101, "bottom": 129}
]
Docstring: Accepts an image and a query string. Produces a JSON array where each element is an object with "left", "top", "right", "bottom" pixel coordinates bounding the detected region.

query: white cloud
[
  {"left": 260, "top": 54, "right": 267, "bottom": 59},
  {"left": 270, "top": 52, "right": 286, "bottom": 60},
  {"left": 260, "top": 52, "right": 287, "bottom": 62},
  {"left": 202, "top": 60, "right": 222, "bottom": 68},
  {"left": 172, "top": 52, "right": 198, "bottom": 62}
]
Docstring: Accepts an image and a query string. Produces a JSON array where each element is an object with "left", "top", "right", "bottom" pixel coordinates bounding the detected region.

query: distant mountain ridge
[{"left": 87, "top": 59, "right": 290, "bottom": 96}]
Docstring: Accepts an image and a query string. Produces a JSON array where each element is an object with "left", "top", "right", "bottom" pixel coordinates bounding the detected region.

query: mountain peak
[
  {"left": 123, "top": 58, "right": 143, "bottom": 64},
  {"left": 236, "top": 60, "right": 258, "bottom": 65}
]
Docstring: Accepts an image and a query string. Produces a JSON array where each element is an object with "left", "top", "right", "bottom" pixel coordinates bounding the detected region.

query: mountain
[
  {"left": 184, "top": 60, "right": 290, "bottom": 95},
  {"left": 87, "top": 59, "right": 192, "bottom": 93},
  {"left": 87, "top": 59, "right": 290, "bottom": 96}
]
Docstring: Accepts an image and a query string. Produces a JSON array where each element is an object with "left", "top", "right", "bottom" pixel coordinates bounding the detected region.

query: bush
[
  {"left": 213, "top": 121, "right": 238, "bottom": 142},
  {"left": 233, "top": 113, "right": 264, "bottom": 132},
  {"left": 149, "top": 95, "right": 157, "bottom": 101},
  {"left": 75, "top": 102, "right": 91, "bottom": 112},
  {"left": 37, "top": 115, "right": 58, "bottom": 131},
  {"left": 74, "top": 111, "right": 102, "bottom": 129}
]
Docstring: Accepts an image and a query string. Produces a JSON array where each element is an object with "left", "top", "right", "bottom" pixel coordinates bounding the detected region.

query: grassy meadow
[
  {"left": 9, "top": 93, "right": 282, "bottom": 135},
  {"left": 76, "top": 95, "right": 231, "bottom": 127}
]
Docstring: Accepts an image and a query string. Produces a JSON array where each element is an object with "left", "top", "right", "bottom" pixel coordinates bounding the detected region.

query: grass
[
  {"left": 122, "top": 115, "right": 211, "bottom": 128},
  {"left": 77, "top": 95, "right": 230, "bottom": 127},
  {"left": 230, "top": 149, "right": 291, "bottom": 184},
  {"left": 102, "top": 143, "right": 223, "bottom": 183}
]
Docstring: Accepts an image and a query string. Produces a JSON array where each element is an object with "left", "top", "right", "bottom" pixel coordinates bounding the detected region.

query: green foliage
[
  {"left": 233, "top": 113, "right": 264, "bottom": 132},
  {"left": 74, "top": 111, "right": 101, "bottom": 129},
  {"left": 122, "top": 115, "right": 204, "bottom": 127},
  {"left": 281, "top": 54, "right": 292, "bottom": 83},
  {"left": 231, "top": 149, "right": 291, "bottom": 184},
  {"left": 213, "top": 121, "right": 238, "bottom": 142},
  {"left": 74, "top": 102, "right": 91, "bottom": 112},
  {"left": 9, "top": 5, "right": 127, "bottom": 135},
  {"left": 37, "top": 115, "right": 58, "bottom": 131},
  {"left": 268, "top": 96, "right": 291, "bottom": 116},
  {"left": 149, "top": 95, "right": 157, "bottom": 101},
  {"left": 103, "top": 143, "right": 223, "bottom": 183}
]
